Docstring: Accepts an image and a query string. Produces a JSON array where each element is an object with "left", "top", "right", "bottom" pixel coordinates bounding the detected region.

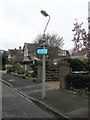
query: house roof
[
  {"left": 8, "top": 49, "right": 17, "bottom": 55},
  {"left": 8, "top": 48, "right": 23, "bottom": 56},
  {"left": 72, "top": 48, "right": 88, "bottom": 58},
  {"left": 24, "top": 43, "right": 37, "bottom": 52}
]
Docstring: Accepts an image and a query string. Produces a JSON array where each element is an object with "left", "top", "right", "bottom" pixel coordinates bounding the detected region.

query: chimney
[{"left": 19, "top": 46, "right": 21, "bottom": 50}]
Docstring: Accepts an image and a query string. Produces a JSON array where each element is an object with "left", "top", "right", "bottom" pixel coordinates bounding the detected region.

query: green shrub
[
  {"left": 18, "top": 70, "right": 24, "bottom": 75},
  {"left": 6, "top": 63, "right": 24, "bottom": 74},
  {"left": 31, "top": 72, "right": 36, "bottom": 78},
  {"left": 24, "top": 71, "right": 31, "bottom": 77},
  {"left": 65, "top": 73, "right": 90, "bottom": 91},
  {"left": 12, "top": 63, "right": 23, "bottom": 73},
  {"left": 6, "top": 64, "right": 13, "bottom": 73},
  {"left": 23, "top": 60, "right": 33, "bottom": 65},
  {"left": 21, "top": 74, "right": 26, "bottom": 79},
  {"left": 67, "top": 58, "right": 88, "bottom": 71}
]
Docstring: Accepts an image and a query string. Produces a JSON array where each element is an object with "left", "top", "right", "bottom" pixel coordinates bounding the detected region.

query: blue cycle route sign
[{"left": 37, "top": 49, "right": 47, "bottom": 54}]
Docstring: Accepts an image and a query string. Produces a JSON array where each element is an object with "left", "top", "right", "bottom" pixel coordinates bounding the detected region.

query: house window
[
  {"left": 24, "top": 58, "right": 29, "bottom": 61},
  {"left": 24, "top": 49, "right": 28, "bottom": 56},
  {"left": 8, "top": 54, "right": 11, "bottom": 59},
  {"left": 58, "top": 51, "right": 66, "bottom": 56}
]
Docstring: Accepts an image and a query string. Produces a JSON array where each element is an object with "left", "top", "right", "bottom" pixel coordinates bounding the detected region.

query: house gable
[{"left": 23, "top": 43, "right": 37, "bottom": 61}]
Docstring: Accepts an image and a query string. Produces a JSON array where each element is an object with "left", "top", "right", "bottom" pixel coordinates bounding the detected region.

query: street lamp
[{"left": 40, "top": 10, "right": 50, "bottom": 99}]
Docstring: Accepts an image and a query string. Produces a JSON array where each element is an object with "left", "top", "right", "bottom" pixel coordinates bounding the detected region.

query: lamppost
[{"left": 40, "top": 10, "right": 50, "bottom": 99}]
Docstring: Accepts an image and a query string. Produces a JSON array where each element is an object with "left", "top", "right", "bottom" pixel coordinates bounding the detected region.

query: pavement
[{"left": 1, "top": 71, "right": 89, "bottom": 119}]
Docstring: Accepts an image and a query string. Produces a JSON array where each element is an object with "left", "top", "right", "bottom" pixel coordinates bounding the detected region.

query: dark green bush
[
  {"left": 31, "top": 72, "right": 36, "bottom": 78},
  {"left": 23, "top": 60, "right": 33, "bottom": 65},
  {"left": 24, "top": 71, "right": 31, "bottom": 77},
  {"left": 65, "top": 73, "right": 90, "bottom": 91},
  {"left": 67, "top": 58, "right": 88, "bottom": 71}
]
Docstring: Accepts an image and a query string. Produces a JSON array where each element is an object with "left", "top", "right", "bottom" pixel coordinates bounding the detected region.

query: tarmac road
[
  {"left": 1, "top": 71, "right": 88, "bottom": 119},
  {"left": 2, "top": 83, "right": 57, "bottom": 119}
]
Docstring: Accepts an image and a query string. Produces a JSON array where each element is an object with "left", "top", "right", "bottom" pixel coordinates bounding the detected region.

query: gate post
[
  {"left": 59, "top": 61, "right": 70, "bottom": 89},
  {"left": 37, "top": 62, "right": 42, "bottom": 83}
]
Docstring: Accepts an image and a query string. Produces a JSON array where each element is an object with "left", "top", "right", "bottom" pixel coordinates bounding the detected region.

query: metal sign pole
[{"left": 42, "top": 43, "right": 46, "bottom": 99}]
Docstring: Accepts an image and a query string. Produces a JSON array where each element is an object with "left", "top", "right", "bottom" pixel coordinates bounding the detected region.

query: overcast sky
[{"left": 0, "top": 0, "right": 89, "bottom": 51}]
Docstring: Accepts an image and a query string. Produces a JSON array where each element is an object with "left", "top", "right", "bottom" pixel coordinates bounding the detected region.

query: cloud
[{"left": 0, "top": 0, "right": 89, "bottom": 50}]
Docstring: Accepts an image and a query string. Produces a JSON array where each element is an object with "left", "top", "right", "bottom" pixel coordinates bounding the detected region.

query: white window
[
  {"left": 58, "top": 50, "right": 66, "bottom": 56},
  {"left": 24, "top": 49, "right": 28, "bottom": 56}
]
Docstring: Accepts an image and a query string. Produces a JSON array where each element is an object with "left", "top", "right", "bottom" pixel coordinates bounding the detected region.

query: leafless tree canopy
[
  {"left": 72, "top": 20, "right": 88, "bottom": 51},
  {"left": 34, "top": 33, "right": 64, "bottom": 62},
  {"left": 34, "top": 33, "right": 64, "bottom": 48}
]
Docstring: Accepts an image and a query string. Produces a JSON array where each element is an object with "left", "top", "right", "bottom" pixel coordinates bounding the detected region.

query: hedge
[
  {"left": 65, "top": 73, "right": 90, "bottom": 91},
  {"left": 67, "top": 58, "right": 88, "bottom": 71}
]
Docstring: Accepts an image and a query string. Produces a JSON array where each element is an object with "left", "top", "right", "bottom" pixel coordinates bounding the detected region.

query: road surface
[{"left": 2, "top": 83, "right": 57, "bottom": 118}]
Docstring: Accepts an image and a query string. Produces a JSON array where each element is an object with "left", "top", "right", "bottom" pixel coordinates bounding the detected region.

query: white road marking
[
  {"left": 29, "top": 87, "right": 54, "bottom": 93},
  {"left": 8, "top": 79, "right": 14, "bottom": 82},
  {"left": 17, "top": 84, "right": 42, "bottom": 89},
  {"left": 23, "top": 111, "right": 28, "bottom": 118}
]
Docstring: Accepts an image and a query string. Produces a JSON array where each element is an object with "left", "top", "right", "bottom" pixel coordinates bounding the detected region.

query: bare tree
[
  {"left": 72, "top": 19, "right": 90, "bottom": 72},
  {"left": 34, "top": 33, "right": 64, "bottom": 63},
  {"left": 72, "top": 19, "right": 87, "bottom": 52}
]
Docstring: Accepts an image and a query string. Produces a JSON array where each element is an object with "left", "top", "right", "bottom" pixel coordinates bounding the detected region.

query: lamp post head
[{"left": 40, "top": 10, "right": 49, "bottom": 17}]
